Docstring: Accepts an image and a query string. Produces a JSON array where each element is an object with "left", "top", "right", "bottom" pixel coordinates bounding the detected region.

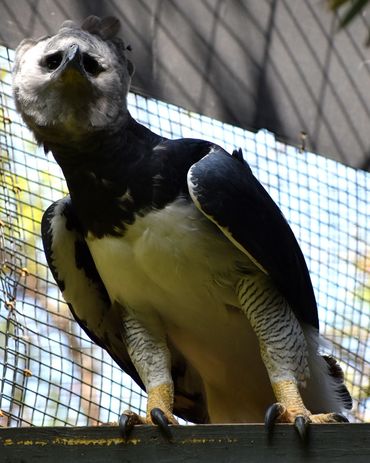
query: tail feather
[
  {"left": 302, "top": 326, "right": 352, "bottom": 415},
  {"left": 322, "top": 354, "right": 352, "bottom": 410}
]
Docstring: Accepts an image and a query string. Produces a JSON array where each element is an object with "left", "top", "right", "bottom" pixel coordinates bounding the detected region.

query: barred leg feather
[{"left": 237, "top": 275, "right": 350, "bottom": 436}]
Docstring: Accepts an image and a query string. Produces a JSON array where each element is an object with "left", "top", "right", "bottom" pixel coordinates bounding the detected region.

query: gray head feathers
[
  {"left": 81, "top": 16, "right": 121, "bottom": 40},
  {"left": 59, "top": 16, "right": 131, "bottom": 49},
  {"left": 12, "top": 16, "right": 134, "bottom": 145}
]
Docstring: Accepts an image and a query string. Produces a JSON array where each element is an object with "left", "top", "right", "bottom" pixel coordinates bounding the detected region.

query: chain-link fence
[{"left": 1, "top": 44, "right": 369, "bottom": 426}]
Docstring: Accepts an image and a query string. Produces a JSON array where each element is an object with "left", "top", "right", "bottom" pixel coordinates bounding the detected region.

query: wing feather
[
  {"left": 42, "top": 197, "right": 144, "bottom": 388},
  {"left": 187, "top": 145, "right": 319, "bottom": 329}
]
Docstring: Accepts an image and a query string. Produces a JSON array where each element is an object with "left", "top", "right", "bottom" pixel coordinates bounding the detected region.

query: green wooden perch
[{"left": 1, "top": 423, "right": 370, "bottom": 462}]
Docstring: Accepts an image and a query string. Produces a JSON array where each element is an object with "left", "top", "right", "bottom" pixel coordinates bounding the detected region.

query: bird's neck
[
  {"left": 46, "top": 114, "right": 163, "bottom": 238},
  {"left": 47, "top": 113, "right": 132, "bottom": 172}
]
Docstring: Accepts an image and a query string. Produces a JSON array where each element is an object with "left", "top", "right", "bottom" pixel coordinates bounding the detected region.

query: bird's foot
[
  {"left": 119, "top": 410, "right": 145, "bottom": 437},
  {"left": 266, "top": 380, "right": 349, "bottom": 440},
  {"left": 265, "top": 402, "right": 349, "bottom": 440},
  {"left": 119, "top": 383, "right": 178, "bottom": 439},
  {"left": 119, "top": 408, "right": 177, "bottom": 439}
]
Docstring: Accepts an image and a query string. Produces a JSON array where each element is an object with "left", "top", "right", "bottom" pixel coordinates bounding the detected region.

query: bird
[{"left": 12, "top": 15, "right": 351, "bottom": 439}]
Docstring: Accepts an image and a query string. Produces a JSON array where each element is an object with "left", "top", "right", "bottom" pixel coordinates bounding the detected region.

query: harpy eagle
[{"left": 12, "top": 16, "right": 351, "bottom": 438}]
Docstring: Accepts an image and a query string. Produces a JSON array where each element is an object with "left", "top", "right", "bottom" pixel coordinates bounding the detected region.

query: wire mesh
[{"left": 1, "top": 44, "right": 369, "bottom": 426}]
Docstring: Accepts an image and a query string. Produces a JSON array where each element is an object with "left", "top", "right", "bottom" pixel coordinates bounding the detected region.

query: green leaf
[
  {"left": 339, "top": 0, "right": 369, "bottom": 28},
  {"left": 329, "top": 0, "right": 352, "bottom": 10}
]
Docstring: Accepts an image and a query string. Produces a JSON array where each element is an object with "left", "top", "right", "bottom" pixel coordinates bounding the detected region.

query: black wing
[
  {"left": 187, "top": 145, "right": 319, "bottom": 329},
  {"left": 41, "top": 196, "right": 144, "bottom": 389},
  {"left": 41, "top": 196, "right": 208, "bottom": 423}
]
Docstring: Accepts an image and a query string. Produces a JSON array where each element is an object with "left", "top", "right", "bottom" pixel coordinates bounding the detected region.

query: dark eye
[
  {"left": 44, "top": 52, "right": 63, "bottom": 70},
  {"left": 82, "top": 53, "right": 104, "bottom": 76}
]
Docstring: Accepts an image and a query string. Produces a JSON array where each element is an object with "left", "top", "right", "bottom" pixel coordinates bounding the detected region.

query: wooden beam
[{"left": 1, "top": 423, "right": 369, "bottom": 462}]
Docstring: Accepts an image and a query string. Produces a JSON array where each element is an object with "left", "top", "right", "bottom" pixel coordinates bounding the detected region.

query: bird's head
[{"left": 12, "top": 16, "right": 134, "bottom": 144}]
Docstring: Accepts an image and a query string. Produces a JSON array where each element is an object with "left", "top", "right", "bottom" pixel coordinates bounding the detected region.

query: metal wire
[{"left": 0, "top": 44, "right": 369, "bottom": 426}]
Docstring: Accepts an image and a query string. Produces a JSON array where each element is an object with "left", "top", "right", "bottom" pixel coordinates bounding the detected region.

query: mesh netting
[{"left": 1, "top": 44, "right": 369, "bottom": 426}]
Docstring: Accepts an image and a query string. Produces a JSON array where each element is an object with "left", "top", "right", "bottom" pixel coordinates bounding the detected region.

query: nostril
[{"left": 44, "top": 52, "right": 63, "bottom": 71}]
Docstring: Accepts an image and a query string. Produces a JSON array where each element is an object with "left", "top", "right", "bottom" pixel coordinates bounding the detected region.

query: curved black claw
[
  {"left": 264, "top": 403, "right": 284, "bottom": 432},
  {"left": 294, "top": 415, "right": 310, "bottom": 441},
  {"left": 119, "top": 412, "right": 136, "bottom": 438},
  {"left": 150, "top": 408, "right": 172, "bottom": 440},
  {"left": 331, "top": 413, "right": 349, "bottom": 423}
]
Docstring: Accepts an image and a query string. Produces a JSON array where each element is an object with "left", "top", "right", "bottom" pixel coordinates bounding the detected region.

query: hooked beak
[{"left": 60, "top": 44, "right": 84, "bottom": 76}]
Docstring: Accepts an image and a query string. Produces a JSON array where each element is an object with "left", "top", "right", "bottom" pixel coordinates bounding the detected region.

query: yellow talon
[
  {"left": 146, "top": 383, "right": 178, "bottom": 425},
  {"left": 272, "top": 380, "right": 310, "bottom": 420},
  {"left": 271, "top": 379, "right": 348, "bottom": 424}
]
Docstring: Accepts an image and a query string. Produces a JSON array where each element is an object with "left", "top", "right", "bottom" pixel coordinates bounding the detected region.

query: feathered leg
[
  {"left": 237, "top": 274, "right": 348, "bottom": 438},
  {"left": 119, "top": 314, "right": 177, "bottom": 438}
]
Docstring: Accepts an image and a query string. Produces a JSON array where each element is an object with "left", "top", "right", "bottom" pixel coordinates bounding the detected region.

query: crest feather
[{"left": 81, "top": 15, "right": 121, "bottom": 40}]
